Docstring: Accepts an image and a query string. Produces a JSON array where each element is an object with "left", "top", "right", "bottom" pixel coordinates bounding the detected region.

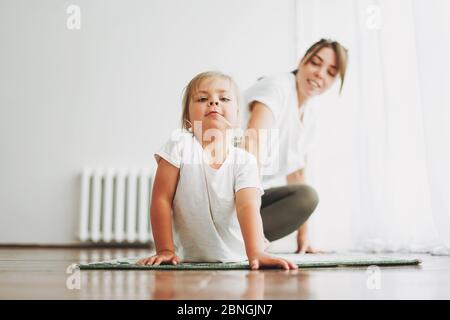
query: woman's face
[
  {"left": 188, "top": 77, "right": 239, "bottom": 133},
  {"left": 297, "top": 47, "right": 338, "bottom": 98}
]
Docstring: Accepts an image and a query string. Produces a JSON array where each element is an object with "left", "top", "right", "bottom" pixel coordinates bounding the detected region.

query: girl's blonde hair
[
  {"left": 295, "top": 38, "right": 349, "bottom": 94},
  {"left": 181, "top": 71, "right": 242, "bottom": 130}
]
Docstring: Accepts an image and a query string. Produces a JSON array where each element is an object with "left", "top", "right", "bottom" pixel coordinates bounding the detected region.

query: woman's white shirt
[{"left": 242, "top": 72, "right": 318, "bottom": 188}]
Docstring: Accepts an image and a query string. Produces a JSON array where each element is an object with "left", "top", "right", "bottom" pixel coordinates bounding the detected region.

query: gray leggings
[{"left": 261, "top": 184, "right": 319, "bottom": 241}]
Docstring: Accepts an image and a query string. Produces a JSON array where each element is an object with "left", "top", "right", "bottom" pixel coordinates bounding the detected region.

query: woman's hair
[
  {"left": 181, "top": 71, "right": 242, "bottom": 130},
  {"left": 294, "top": 38, "right": 348, "bottom": 94}
]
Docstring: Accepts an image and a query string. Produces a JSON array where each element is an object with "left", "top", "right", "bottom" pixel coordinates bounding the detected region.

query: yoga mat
[{"left": 77, "top": 253, "right": 421, "bottom": 270}]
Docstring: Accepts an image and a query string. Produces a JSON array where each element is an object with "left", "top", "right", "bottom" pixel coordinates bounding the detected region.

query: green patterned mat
[{"left": 77, "top": 253, "right": 421, "bottom": 270}]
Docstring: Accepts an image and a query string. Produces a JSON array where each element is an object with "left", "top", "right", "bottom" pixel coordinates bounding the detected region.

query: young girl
[{"left": 137, "top": 71, "right": 297, "bottom": 270}]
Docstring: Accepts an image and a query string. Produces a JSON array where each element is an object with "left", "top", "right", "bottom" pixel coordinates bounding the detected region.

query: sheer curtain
[{"left": 294, "top": 0, "right": 450, "bottom": 253}]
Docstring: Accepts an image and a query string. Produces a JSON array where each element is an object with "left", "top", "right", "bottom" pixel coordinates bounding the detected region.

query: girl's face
[
  {"left": 297, "top": 47, "right": 338, "bottom": 98},
  {"left": 189, "top": 77, "right": 239, "bottom": 133}
]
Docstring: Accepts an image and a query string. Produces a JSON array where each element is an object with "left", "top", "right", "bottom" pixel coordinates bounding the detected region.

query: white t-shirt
[
  {"left": 242, "top": 72, "right": 318, "bottom": 188},
  {"left": 154, "top": 130, "right": 264, "bottom": 263}
]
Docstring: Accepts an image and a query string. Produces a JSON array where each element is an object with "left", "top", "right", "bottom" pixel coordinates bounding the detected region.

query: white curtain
[{"left": 294, "top": 0, "right": 450, "bottom": 253}]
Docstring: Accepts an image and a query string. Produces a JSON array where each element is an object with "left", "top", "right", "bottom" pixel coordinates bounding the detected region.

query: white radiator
[{"left": 79, "top": 167, "right": 155, "bottom": 243}]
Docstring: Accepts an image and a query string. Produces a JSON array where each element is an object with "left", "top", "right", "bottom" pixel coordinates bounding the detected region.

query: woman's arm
[
  {"left": 286, "top": 168, "right": 305, "bottom": 184},
  {"left": 236, "top": 187, "right": 298, "bottom": 270},
  {"left": 245, "top": 102, "right": 274, "bottom": 168},
  {"left": 286, "top": 165, "right": 321, "bottom": 254},
  {"left": 137, "top": 158, "right": 180, "bottom": 265}
]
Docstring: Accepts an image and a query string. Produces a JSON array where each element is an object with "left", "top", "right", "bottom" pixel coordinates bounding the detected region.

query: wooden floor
[{"left": 0, "top": 247, "right": 449, "bottom": 299}]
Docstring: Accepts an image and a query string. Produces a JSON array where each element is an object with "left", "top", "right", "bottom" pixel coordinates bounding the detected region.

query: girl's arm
[
  {"left": 151, "top": 158, "right": 179, "bottom": 253},
  {"left": 235, "top": 187, "right": 298, "bottom": 270},
  {"left": 137, "top": 158, "right": 180, "bottom": 265}
]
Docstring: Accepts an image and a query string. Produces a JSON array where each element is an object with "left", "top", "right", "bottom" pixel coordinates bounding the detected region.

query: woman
[{"left": 243, "top": 38, "right": 348, "bottom": 253}]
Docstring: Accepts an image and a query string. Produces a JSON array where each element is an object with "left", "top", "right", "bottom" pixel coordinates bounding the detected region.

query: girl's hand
[
  {"left": 137, "top": 250, "right": 180, "bottom": 266},
  {"left": 248, "top": 252, "right": 298, "bottom": 270}
]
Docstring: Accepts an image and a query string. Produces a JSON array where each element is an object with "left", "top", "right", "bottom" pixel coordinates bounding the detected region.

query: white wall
[{"left": 0, "top": 0, "right": 297, "bottom": 244}]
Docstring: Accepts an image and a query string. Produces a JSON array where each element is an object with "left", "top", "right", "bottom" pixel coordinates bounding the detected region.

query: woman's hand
[
  {"left": 296, "top": 223, "right": 323, "bottom": 254},
  {"left": 137, "top": 250, "right": 180, "bottom": 266},
  {"left": 248, "top": 252, "right": 298, "bottom": 270}
]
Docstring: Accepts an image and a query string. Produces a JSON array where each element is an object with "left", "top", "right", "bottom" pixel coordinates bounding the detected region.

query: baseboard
[{"left": 0, "top": 242, "right": 153, "bottom": 249}]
